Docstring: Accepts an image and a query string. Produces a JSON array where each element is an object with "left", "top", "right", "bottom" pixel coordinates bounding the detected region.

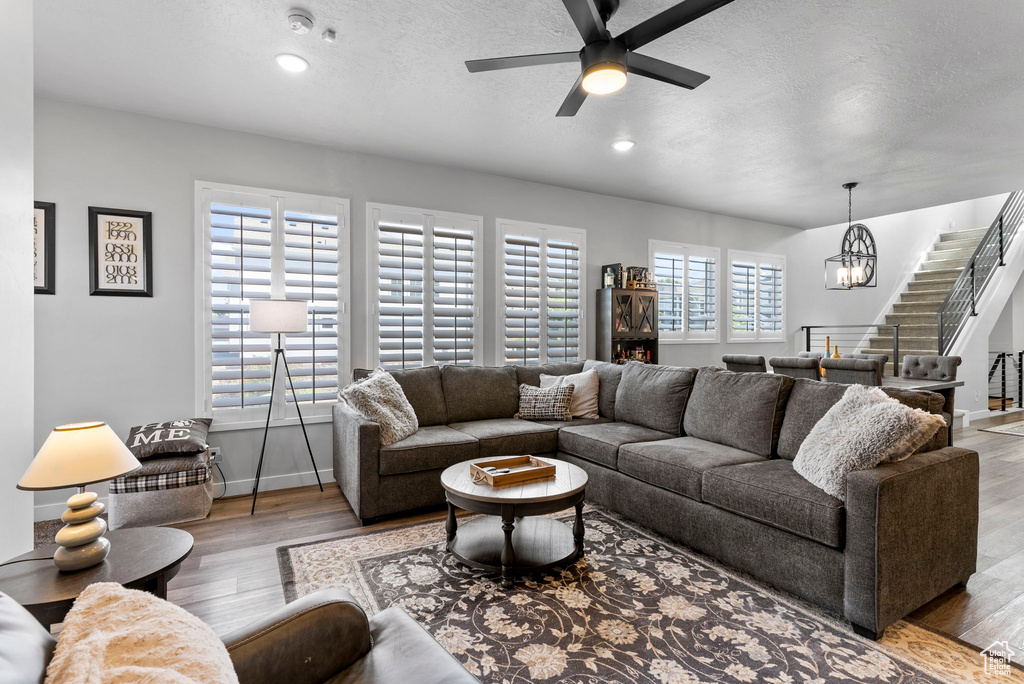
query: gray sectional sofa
[{"left": 333, "top": 360, "right": 979, "bottom": 639}]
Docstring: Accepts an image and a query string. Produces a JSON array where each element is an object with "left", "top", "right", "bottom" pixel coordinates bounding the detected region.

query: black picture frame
[
  {"left": 88, "top": 206, "right": 153, "bottom": 297},
  {"left": 34, "top": 201, "right": 56, "bottom": 295}
]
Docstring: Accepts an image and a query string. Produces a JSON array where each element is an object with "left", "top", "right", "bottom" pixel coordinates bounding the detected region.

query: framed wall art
[
  {"left": 34, "top": 201, "right": 56, "bottom": 294},
  {"left": 88, "top": 206, "right": 153, "bottom": 297}
]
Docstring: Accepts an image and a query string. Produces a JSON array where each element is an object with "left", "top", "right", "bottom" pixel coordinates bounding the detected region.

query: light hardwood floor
[{"left": 167, "top": 413, "right": 1024, "bottom": 655}]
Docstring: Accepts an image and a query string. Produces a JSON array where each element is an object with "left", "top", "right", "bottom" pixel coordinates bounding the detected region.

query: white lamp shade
[
  {"left": 249, "top": 298, "right": 308, "bottom": 333},
  {"left": 18, "top": 422, "right": 142, "bottom": 491}
]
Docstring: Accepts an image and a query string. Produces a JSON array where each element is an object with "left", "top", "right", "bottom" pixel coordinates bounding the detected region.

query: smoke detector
[{"left": 287, "top": 9, "right": 314, "bottom": 35}]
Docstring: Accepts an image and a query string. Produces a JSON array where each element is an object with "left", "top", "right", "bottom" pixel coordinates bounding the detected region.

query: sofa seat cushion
[
  {"left": 531, "top": 416, "right": 611, "bottom": 429},
  {"left": 558, "top": 422, "right": 674, "bottom": 470},
  {"left": 618, "top": 437, "right": 766, "bottom": 502},
  {"left": 379, "top": 426, "right": 478, "bottom": 476},
  {"left": 702, "top": 460, "right": 845, "bottom": 548},
  {"left": 448, "top": 419, "right": 557, "bottom": 457}
]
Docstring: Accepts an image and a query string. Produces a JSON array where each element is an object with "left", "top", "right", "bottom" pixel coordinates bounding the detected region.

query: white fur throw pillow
[
  {"left": 340, "top": 369, "right": 418, "bottom": 446},
  {"left": 793, "top": 385, "right": 947, "bottom": 500},
  {"left": 540, "top": 369, "right": 600, "bottom": 418},
  {"left": 45, "top": 582, "right": 238, "bottom": 684}
]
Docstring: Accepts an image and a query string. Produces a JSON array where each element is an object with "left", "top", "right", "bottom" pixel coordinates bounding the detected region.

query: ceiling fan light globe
[{"left": 581, "top": 64, "right": 627, "bottom": 95}]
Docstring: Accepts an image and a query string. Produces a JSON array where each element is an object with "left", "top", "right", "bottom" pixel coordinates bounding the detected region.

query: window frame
[
  {"left": 495, "top": 218, "right": 587, "bottom": 365},
  {"left": 194, "top": 180, "right": 351, "bottom": 432},
  {"left": 726, "top": 249, "right": 786, "bottom": 343},
  {"left": 648, "top": 239, "right": 720, "bottom": 344},
  {"left": 365, "top": 202, "right": 484, "bottom": 370}
]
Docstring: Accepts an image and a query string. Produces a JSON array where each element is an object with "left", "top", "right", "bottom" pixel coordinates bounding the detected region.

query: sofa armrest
[
  {"left": 844, "top": 446, "right": 979, "bottom": 634},
  {"left": 333, "top": 402, "right": 382, "bottom": 522},
  {"left": 222, "top": 589, "right": 372, "bottom": 684}
]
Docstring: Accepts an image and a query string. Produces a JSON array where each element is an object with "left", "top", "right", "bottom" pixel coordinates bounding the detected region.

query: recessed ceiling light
[
  {"left": 276, "top": 53, "right": 309, "bottom": 73},
  {"left": 612, "top": 139, "right": 635, "bottom": 152}
]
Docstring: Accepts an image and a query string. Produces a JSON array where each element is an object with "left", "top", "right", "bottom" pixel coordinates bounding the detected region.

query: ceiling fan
[{"left": 465, "top": 0, "right": 736, "bottom": 117}]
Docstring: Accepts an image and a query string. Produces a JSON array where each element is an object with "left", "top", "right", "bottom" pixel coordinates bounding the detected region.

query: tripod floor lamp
[{"left": 249, "top": 298, "right": 323, "bottom": 515}]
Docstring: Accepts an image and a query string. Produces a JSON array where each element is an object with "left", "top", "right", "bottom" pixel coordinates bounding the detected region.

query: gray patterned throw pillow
[{"left": 516, "top": 383, "right": 575, "bottom": 421}]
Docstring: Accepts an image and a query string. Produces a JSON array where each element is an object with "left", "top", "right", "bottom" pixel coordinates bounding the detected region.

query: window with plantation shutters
[
  {"left": 196, "top": 182, "right": 350, "bottom": 427},
  {"left": 368, "top": 204, "right": 482, "bottom": 370},
  {"left": 648, "top": 240, "right": 719, "bottom": 342},
  {"left": 498, "top": 220, "right": 587, "bottom": 365},
  {"left": 728, "top": 250, "right": 785, "bottom": 342}
]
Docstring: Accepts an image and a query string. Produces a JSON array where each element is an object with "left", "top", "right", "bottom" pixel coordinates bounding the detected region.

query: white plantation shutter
[
  {"left": 432, "top": 223, "right": 476, "bottom": 365},
  {"left": 369, "top": 204, "right": 481, "bottom": 370},
  {"left": 503, "top": 235, "right": 542, "bottom": 365},
  {"left": 209, "top": 202, "right": 274, "bottom": 410},
  {"left": 498, "top": 220, "right": 586, "bottom": 366},
  {"left": 546, "top": 240, "right": 581, "bottom": 361},
  {"left": 377, "top": 218, "right": 425, "bottom": 370},
  {"left": 649, "top": 241, "right": 719, "bottom": 342},
  {"left": 688, "top": 254, "right": 717, "bottom": 338},
  {"left": 198, "top": 182, "right": 350, "bottom": 425},
  {"left": 728, "top": 250, "right": 784, "bottom": 341},
  {"left": 283, "top": 211, "right": 340, "bottom": 404}
]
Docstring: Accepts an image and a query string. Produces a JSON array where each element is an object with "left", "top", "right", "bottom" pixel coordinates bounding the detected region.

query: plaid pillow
[{"left": 516, "top": 383, "right": 575, "bottom": 421}]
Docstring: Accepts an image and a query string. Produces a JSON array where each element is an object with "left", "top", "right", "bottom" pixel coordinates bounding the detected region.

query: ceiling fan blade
[
  {"left": 556, "top": 76, "right": 588, "bottom": 117},
  {"left": 561, "top": 0, "right": 610, "bottom": 44},
  {"left": 466, "top": 51, "right": 579, "bottom": 73},
  {"left": 617, "top": 0, "right": 736, "bottom": 51},
  {"left": 627, "top": 53, "right": 709, "bottom": 90}
]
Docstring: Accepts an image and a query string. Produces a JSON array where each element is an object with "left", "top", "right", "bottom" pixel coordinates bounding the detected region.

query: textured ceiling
[{"left": 33, "top": 0, "right": 1024, "bottom": 228}]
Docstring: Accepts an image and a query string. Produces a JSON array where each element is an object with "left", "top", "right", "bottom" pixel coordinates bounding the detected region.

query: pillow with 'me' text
[{"left": 126, "top": 418, "right": 212, "bottom": 460}]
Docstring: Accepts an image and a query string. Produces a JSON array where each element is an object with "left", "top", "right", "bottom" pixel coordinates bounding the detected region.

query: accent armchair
[{"left": 1, "top": 589, "right": 481, "bottom": 684}]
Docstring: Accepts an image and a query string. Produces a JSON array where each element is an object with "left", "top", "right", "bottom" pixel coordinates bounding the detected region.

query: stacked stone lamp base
[{"left": 54, "top": 489, "right": 110, "bottom": 571}]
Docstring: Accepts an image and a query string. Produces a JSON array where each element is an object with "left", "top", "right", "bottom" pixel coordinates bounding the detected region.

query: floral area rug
[{"left": 278, "top": 507, "right": 1021, "bottom": 683}]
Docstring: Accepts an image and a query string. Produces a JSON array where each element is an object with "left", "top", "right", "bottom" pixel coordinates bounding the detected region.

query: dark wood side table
[
  {"left": 441, "top": 458, "right": 588, "bottom": 588},
  {"left": 0, "top": 526, "right": 193, "bottom": 627}
]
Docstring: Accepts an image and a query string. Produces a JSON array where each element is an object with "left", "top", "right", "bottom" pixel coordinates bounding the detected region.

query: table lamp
[
  {"left": 248, "top": 298, "right": 323, "bottom": 515},
  {"left": 18, "top": 422, "right": 141, "bottom": 571}
]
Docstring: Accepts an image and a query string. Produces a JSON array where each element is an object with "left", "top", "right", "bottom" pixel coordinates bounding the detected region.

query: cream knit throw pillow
[
  {"left": 793, "top": 385, "right": 947, "bottom": 500},
  {"left": 45, "top": 582, "right": 237, "bottom": 684},
  {"left": 340, "top": 368, "right": 418, "bottom": 446},
  {"left": 540, "top": 368, "right": 600, "bottom": 419}
]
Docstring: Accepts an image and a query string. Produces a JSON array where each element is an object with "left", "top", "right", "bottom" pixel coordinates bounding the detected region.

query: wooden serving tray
[{"left": 470, "top": 456, "right": 556, "bottom": 487}]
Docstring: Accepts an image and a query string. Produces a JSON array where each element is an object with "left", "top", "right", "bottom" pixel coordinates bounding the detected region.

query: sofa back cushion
[
  {"left": 614, "top": 362, "right": 698, "bottom": 436},
  {"left": 583, "top": 359, "right": 624, "bottom": 419},
  {"left": 777, "top": 378, "right": 947, "bottom": 459},
  {"left": 388, "top": 366, "right": 448, "bottom": 426},
  {"left": 515, "top": 362, "right": 585, "bottom": 387},
  {"left": 683, "top": 367, "right": 794, "bottom": 457},
  {"left": 441, "top": 365, "right": 519, "bottom": 422}
]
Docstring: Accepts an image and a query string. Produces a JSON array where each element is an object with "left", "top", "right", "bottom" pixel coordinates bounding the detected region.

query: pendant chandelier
[{"left": 825, "top": 182, "right": 877, "bottom": 290}]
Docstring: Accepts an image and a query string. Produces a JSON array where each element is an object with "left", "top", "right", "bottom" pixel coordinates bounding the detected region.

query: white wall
[
  {"left": 33, "top": 99, "right": 800, "bottom": 518},
  {"left": 0, "top": 0, "right": 36, "bottom": 553}
]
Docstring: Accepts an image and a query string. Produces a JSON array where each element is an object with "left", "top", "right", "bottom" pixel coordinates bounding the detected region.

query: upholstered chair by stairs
[
  {"left": 722, "top": 354, "right": 767, "bottom": 373},
  {"left": 769, "top": 356, "right": 821, "bottom": 380},
  {"left": 820, "top": 357, "right": 883, "bottom": 386},
  {"left": 902, "top": 355, "right": 962, "bottom": 445}
]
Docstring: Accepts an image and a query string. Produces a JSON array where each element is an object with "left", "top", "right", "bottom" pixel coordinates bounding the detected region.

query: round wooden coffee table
[
  {"left": 441, "top": 458, "right": 588, "bottom": 588},
  {"left": 0, "top": 526, "right": 193, "bottom": 627}
]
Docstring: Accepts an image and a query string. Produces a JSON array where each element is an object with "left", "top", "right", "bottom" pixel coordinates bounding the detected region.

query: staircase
[{"left": 863, "top": 227, "right": 989, "bottom": 374}]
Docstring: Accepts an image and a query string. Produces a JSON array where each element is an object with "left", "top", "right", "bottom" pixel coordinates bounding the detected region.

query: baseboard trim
[
  {"left": 968, "top": 407, "right": 1024, "bottom": 421},
  {"left": 33, "top": 467, "right": 337, "bottom": 522}
]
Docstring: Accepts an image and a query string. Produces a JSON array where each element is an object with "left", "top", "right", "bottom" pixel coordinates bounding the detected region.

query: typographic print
[
  {"left": 98, "top": 215, "right": 143, "bottom": 288},
  {"left": 89, "top": 207, "right": 152, "bottom": 296},
  {"left": 33, "top": 207, "right": 45, "bottom": 287}
]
